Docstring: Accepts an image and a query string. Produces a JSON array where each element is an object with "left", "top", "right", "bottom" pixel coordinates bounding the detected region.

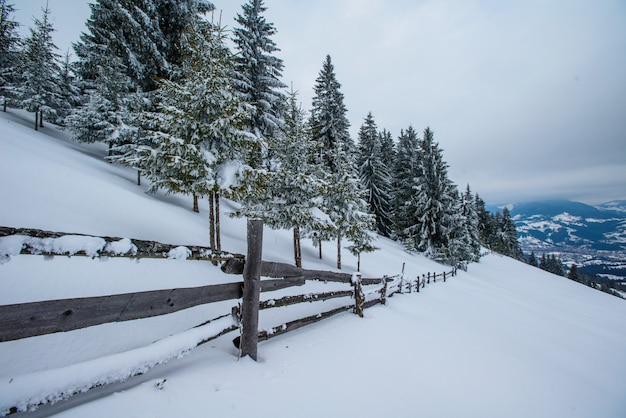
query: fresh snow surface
[{"left": 1, "top": 109, "right": 626, "bottom": 417}]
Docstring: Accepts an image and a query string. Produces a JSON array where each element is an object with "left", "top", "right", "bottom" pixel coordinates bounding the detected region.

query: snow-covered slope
[{"left": 2, "top": 109, "right": 626, "bottom": 418}]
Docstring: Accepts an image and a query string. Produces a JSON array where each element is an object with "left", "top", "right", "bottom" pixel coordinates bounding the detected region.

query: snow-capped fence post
[
  {"left": 380, "top": 275, "right": 388, "bottom": 305},
  {"left": 399, "top": 262, "right": 405, "bottom": 294},
  {"left": 352, "top": 272, "right": 364, "bottom": 318},
  {"left": 240, "top": 219, "right": 263, "bottom": 361}
]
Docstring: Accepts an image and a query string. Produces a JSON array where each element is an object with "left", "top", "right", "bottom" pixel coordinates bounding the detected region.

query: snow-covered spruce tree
[
  {"left": 356, "top": 112, "right": 394, "bottom": 237},
  {"left": 309, "top": 54, "right": 373, "bottom": 268},
  {"left": 494, "top": 207, "right": 524, "bottom": 260},
  {"left": 407, "top": 127, "right": 458, "bottom": 262},
  {"left": 232, "top": 0, "right": 286, "bottom": 168},
  {"left": 324, "top": 145, "right": 375, "bottom": 269},
  {"left": 379, "top": 128, "right": 396, "bottom": 174},
  {"left": 75, "top": 0, "right": 169, "bottom": 92},
  {"left": 461, "top": 185, "right": 482, "bottom": 262},
  {"left": 309, "top": 55, "right": 355, "bottom": 170},
  {"left": 392, "top": 126, "right": 420, "bottom": 244},
  {"left": 19, "top": 4, "right": 62, "bottom": 130},
  {"left": 66, "top": 53, "right": 139, "bottom": 155},
  {"left": 0, "top": 0, "right": 21, "bottom": 112},
  {"left": 446, "top": 185, "right": 482, "bottom": 269},
  {"left": 55, "top": 51, "right": 82, "bottom": 125},
  {"left": 117, "top": 20, "right": 254, "bottom": 251},
  {"left": 235, "top": 88, "right": 331, "bottom": 267}
]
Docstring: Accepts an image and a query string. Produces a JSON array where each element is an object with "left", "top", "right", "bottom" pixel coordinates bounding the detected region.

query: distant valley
[{"left": 490, "top": 200, "right": 626, "bottom": 281}]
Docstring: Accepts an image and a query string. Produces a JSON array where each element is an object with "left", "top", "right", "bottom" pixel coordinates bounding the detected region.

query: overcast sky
[{"left": 14, "top": 0, "right": 626, "bottom": 205}]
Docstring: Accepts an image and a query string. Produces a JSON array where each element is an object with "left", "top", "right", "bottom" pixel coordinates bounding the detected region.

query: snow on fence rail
[{"left": 0, "top": 223, "right": 457, "bottom": 415}]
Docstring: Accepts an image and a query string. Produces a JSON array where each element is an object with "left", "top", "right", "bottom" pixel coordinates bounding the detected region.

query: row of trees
[{"left": 1, "top": 0, "right": 505, "bottom": 269}]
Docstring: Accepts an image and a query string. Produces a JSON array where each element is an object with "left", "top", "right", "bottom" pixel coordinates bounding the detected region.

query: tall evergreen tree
[
  {"left": 378, "top": 129, "right": 396, "bottom": 170},
  {"left": 55, "top": 50, "right": 82, "bottom": 124},
  {"left": 308, "top": 55, "right": 372, "bottom": 268},
  {"left": 357, "top": 112, "right": 393, "bottom": 237},
  {"left": 19, "top": 3, "right": 62, "bottom": 130},
  {"left": 66, "top": 53, "right": 138, "bottom": 153},
  {"left": 309, "top": 55, "right": 354, "bottom": 172},
  {"left": 408, "top": 127, "right": 457, "bottom": 261},
  {"left": 232, "top": 0, "right": 286, "bottom": 161},
  {"left": 393, "top": 126, "right": 420, "bottom": 243},
  {"left": 115, "top": 20, "right": 253, "bottom": 250},
  {"left": 235, "top": 88, "right": 330, "bottom": 267},
  {"left": 0, "top": 0, "right": 21, "bottom": 112}
]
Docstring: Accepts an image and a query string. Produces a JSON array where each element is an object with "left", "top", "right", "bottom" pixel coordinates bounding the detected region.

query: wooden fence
[{"left": 0, "top": 222, "right": 457, "bottom": 413}]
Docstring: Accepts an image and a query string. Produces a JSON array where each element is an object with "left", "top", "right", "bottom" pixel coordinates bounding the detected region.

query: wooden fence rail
[{"left": 0, "top": 277, "right": 304, "bottom": 343}]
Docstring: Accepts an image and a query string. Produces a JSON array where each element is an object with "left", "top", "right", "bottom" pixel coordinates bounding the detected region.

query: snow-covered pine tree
[
  {"left": 0, "top": 0, "right": 21, "bottom": 112},
  {"left": 55, "top": 51, "right": 82, "bottom": 125},
  {"left": 309, "top": 55, "right": 354, "bottom": 171},
  {"left": 118, "top": 20, "right": 254, "bottom": 250},
  {"left": 393, "top": 126, "right": 420, "bottom": 243},
  {"left": 446, "top": 184, "right": 482, "bottom": 268},
  {"left": 308, "top": 54, "right": 373, "bottom": 268},
  {"left": 155, "top": 0, "right": 214, "bottom": 73},
  {"left": 461, "top": 184, "right": 482, "bottom": 262},
  {"left": 19, "top": 3, "right": 62, "bottom": 130},
  {"left": 408, "top": 127, "right": 458, "bottom": 261},
  {"left": 379, "top": 129, "right": 396, "bottom": 173},
  {"left": 235, "top": 88, "right": 331, "bottom": 267},
  {"left": 232, "top": 0, "right": 286, "bottom": 168},
  {"left": 66, "top": 53, "right": 139, "bottom": 155},
  {"left": 324, "top": 145, "right": 375, "bottom": 269},
  {"left": 357, "top": 112, "right": 394, "bottom": 237},
  {"left": 75, "top": 0, "right": 163, "bottom": 93}
]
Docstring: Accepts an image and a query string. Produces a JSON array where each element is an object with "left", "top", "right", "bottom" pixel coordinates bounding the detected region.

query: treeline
[{"left": 1, "top": 0, "right": 523, "bottom": 269}]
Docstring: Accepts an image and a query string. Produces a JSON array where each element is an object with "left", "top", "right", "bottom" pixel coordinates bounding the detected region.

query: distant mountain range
[{"left": 488, "top": 200, "right": 626, "bottom": 280}]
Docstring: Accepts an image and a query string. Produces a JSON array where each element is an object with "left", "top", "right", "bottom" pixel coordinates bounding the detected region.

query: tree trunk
[
  {"left": 293, "top": 226, "right": 302, "bottom": 268},
  {"left": 215, "top": 191, "right": 221, "bottom": 252},
  {"left": 137, "top": 170, "right": 141, "bottom": 186},
  {"left": 35, "top": 109, "right": 39, "bottom": 131},
  {"left": 193, "top": 193, "right": 199, "bottom": 213},
  {"left": 319, "top": 239, "right": 322, "bottom": 259},
  {"left": 3, "top": 98, "right": 7, "bottom": 112},
  {"left": 39, "top": 109, "right": 44, "bottom": 128},
  {"left": 209, "top": 191, "right": 216, "bottom": 250},
  {"left": 337, "top": 234, "right": 342, "bottom": 270},
  {"left": 108, "top": 142, "right": 113, "bottom": 158},
  {"left": 357, "top": 253, "right": 361, "bottom": 272}
]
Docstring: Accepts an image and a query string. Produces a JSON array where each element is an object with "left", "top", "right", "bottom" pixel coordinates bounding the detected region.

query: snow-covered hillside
[{"left": 2, "top": 109, "right": 626, "bottom": 418}]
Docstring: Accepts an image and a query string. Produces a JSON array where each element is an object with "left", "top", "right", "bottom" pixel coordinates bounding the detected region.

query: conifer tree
[
  {"left": 66, "top": 53, "right": 138, "bottom": 153},
  {"left": 116, "top": 20, "right": 253, "bottom": 250},
  {"left": 308, "top": 55, "right": 372, "bottom": 267},
  {"left": 232, "top": 0, "right": 286, "bottom": 165},
  {"left": 379, "top": 129, "right": 396, "bottom": 171},
  {"left": 235, "top": 88, "right": 330, "bottom": 267},
  {"left": 408, "top": 127, "right": 457, "bottom": 261},
  {"left": 393, "top": 126, "right": 420, "bottom": 243},
  {"left": 568, "top": 264, "right": 579, "bottom": 281},
  {"left": 19, "top": 4, "right": 62, "bottom": 130},
  {"left": 309, "top": 55, "right": 354, "bottom": 171},
  {"left": 55, "top": 51, "right": 82, "bottom": 124},
  {"left": 0, "top": 0, "right": 21, "bottom": 112},
  {"left": 357, "top": 112, "right": 393, "bottom": 237},
  {"left": 528, "top": 251, "right": 538, "bottom": 267}
]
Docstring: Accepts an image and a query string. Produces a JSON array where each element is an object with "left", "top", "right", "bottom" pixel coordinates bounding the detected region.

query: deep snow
[{"left": 1, "top": 109, "right": 626, "bottom": 417}]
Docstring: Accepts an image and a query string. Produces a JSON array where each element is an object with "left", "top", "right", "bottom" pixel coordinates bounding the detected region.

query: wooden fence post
[
  {"left": 352, "top": 272, "right": 364, "bottom": 318},
  {"left": 240, "top": 219, "right": 263, "bottom": 361},
  {"left": 416, "top": 276, "right": 420, "bottom": 293},
  {"left": 380, "top": 276, "right": 388, "bottom": 305},
  {"left": 444, "top": 271, "right": 447, "bottom": 282}
]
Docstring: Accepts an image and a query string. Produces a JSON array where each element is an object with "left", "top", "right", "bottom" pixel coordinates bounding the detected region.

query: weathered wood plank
[
  {"left": 0, "top": 282, "right": 243, "bottom": 342},
  {"left": 259, "top": 290, "right": 353, "bottom": 310}
]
